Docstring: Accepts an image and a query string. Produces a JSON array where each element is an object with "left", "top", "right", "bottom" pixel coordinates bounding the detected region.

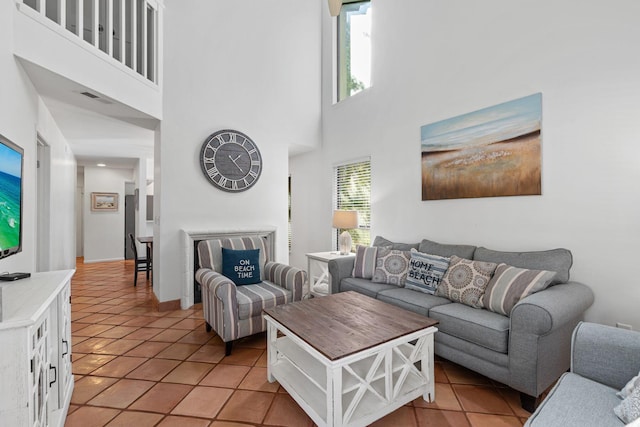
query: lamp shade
[
  {"left": 332, "top": 210, "right": 358, "bottom": 229},
  {"left": 328, "top": 0, "right": 343, "bottom": 16}
]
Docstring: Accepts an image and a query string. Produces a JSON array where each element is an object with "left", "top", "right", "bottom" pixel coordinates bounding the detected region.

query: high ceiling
[{"left": 18, "top": 59, "right": 157, "bottom": 170}]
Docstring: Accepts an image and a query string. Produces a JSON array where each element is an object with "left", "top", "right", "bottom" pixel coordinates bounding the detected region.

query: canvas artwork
[
  {"left": 91, "top": 192, "right": 119, "bottom": 211},
  {"left": 421, "top": 93, "right": 542, "bottom": 201}
]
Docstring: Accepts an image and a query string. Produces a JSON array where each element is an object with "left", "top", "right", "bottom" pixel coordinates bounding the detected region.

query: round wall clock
[{"left": 199, "top": 129, "right": 263, "bottom": 192}]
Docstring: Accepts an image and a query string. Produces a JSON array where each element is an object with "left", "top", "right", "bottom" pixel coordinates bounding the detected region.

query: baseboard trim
[
  {"left": 152, "top": 292, "right": 181, "bottom": 312},
  {"left": 83, "top": 257, "right": 125, "bottom": 264}
]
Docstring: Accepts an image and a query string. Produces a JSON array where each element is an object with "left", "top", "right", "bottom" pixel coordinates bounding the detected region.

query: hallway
[{"left": 65, "top": 259, "right": 530, "bottom": 426}]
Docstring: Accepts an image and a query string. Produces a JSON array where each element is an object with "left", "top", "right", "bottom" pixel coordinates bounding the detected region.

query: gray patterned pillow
[
  {"left": 372, "top": 248, "right": 411, "bottom": 287},
  {"left": 436, "top": 256, "right": 498, "bottom": 308},
  {"left": 615, "top": 385, "right": 640, "bottom": 424}
]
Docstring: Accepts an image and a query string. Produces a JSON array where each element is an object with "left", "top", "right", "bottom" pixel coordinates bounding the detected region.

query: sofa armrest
[
  {"left": 264, "top": 262, "right": 307, "bottom": 301},
  {"left": 511, "top": 282, "right": 594, "bottom": 335},
  {"left": 508, "top": 281, "right": 594, "bottom": 397},
  {"left": 195, "top": 268, "right": 239, "bottom": 323},
  {"left": 571, "top": 321, "right": 640, "bottom": 390},
  {"left": 328, "top": 257, "right": 356, "bottom": 294}
]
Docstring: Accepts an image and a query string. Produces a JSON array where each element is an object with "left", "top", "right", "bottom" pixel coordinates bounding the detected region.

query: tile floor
[{"left": 65, "top": 258, "right": 532, "bottom": 427}]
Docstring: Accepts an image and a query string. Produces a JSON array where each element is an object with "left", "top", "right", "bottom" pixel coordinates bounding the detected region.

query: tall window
[
  {"left": 335, "top": 159, "right": 371, "bottom": 250},
  {"left": 337, "top": 1, "right": 372, "bottom": 102}
]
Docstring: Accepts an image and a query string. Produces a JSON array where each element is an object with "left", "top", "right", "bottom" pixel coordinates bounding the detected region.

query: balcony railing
[{"left": 18, "top": 0, "right": 159, "bottom": 84}]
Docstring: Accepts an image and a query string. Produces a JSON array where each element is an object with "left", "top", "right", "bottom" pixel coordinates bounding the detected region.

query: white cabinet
[{"left": 0, "top": 270, "right": 75, "bottom": 427}]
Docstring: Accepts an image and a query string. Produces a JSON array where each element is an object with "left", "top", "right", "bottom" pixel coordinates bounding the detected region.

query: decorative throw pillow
[
  {"left": 436, "top": 256, "right": 498, "bottom": 308},
  {"left": 614, "top": 385, "right": 640, "bottom": 424},
  {"left": 481, "top": 263, "right": 556, "bottom": 316},
  {"left": 618, "top": 371, "right": 640, "bottom": 399},
  {"left": 222, "top": 248, "right": 261, "bottom": 285},
  {"left": 404, "top": 249, "right": 450, "bottom": 295},
  {"left": 372, "top": 248, "right": 411, "bottom": 287},
  {"left": 352, "top": 245, "right": 378, "bottom": 279}
]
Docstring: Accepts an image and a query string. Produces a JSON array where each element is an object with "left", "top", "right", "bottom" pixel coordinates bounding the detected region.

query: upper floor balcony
[{"left": 13, "top": 0, "right": 162, "bottom": 119}]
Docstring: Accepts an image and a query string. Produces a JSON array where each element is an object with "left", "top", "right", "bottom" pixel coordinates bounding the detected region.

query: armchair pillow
[
  {"left": 614, "top": 386, "right": 640, "bottom": 424},
  {"left": 436, "top": 256, "right": 497, "bottom": 308},
  {"left": 222, "top": 248, "right": 261, "bottom": 285}
]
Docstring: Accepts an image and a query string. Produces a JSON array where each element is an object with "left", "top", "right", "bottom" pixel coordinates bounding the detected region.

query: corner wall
[
  {"left": 155, "top": 0, "right": 321, "bottom": 305},
  {"left": 291, "top": 0, "right": 640, "bottom": 328}
]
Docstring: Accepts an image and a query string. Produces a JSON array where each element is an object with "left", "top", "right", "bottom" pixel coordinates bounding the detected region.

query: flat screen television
[{"left": 0, "top": 134, "right": 23, "bottom": 260}]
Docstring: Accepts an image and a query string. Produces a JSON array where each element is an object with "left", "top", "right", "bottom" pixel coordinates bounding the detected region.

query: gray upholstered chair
[
  {"left": 525, "top": 322, "right": 640, "bottom": 426},
  {"left": 195, "top": 236, "right": 306, "bottom": 355}
]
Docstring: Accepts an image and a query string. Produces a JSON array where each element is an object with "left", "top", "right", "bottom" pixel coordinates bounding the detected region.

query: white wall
[
  {"left": 37, "top": 99, "right": 77, "bottom": 269},
  {"left": 0, "top": 0, "right": 76, "bottom": 273},
  {"left": 155, "top": 0, "right": 321, "bottom": 304},
  {"left": 83, "top": 167, "right": 132, "bottom": 262},
  {"left": 291, "top": 0, "right": 640, "bottom": 329}
]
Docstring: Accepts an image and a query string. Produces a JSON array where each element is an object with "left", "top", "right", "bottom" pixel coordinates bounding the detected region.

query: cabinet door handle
[
  {"left": 62, "top": 339, "right": 69, "bottom": 356},
  {"left": 49, "top": 365, "right": 57, "bottom": 388}
]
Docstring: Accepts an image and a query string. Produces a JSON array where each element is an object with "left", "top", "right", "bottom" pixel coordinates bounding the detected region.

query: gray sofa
[
  {"left": 526, "top": 322, "right": 640, "bottom": 426},
  {"left": 328, "top": 237, "right": 594, "bottom": 411}
]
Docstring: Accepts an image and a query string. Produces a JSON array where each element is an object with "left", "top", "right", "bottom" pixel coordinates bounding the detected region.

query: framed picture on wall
[{"left": 91, "top": 192, "right": 119, "bottom": 211}]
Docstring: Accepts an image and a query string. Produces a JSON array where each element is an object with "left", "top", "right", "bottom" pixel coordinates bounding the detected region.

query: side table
[{"left": 305, "top": 252, "right": 355, "bottom": 297}]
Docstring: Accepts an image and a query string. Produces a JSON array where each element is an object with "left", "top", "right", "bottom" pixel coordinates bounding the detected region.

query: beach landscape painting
[{"left": 421, "top": 93, "right": 542, "bottom": 201}]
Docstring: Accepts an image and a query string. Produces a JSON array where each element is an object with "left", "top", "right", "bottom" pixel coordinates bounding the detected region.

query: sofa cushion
[
  {"left": 436, "top": 256, "right": 498, "bottom": 308},
  {"left": 418, "top": 238, "right": 476, "bottom": 259},
  {"left": 377, "top": 288, "right": 452, "bottom": 316},
  {"left": 481, "top": 263, "right": 556, "bottom": 316},
  {"left": 236, "top": 281, "right": 292, "bottom": 320},
  {"left": 340, "top": 277, "right": 397, "bottom": 298},
  {"left": 372, "top": 236, "right": 419, "bottom": 251},
  {"left": 352, "top": 245, "right": 378, "bottom": 279},
  {"left": 372, "top": 248, "right": 411, "bottom": 286},
  {"left": 429, "top": 303, "right": 510, "bottom": 353},
  {"left": 405, "top": 250, "right": 450, "bottom": 295},
  {"left": 525, "top": 372, "right": 624, "bottom": 427},
  {"left": 473, "top": 246, "right": 572, "bottom": 285}
]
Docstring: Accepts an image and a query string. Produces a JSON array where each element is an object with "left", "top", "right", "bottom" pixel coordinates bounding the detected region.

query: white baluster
[{"left": 119, "top": 0, "right": 126, "bottom": 64}]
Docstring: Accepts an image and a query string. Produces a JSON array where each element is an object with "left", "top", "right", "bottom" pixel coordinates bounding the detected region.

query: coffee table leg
[
  {"left": 267, "top": 321, "right": 277, "bottom": 383},
  {"left": 328, "top": 365, "right": 341, "bottom": 427},
  {"left": 421, "top": 334, "right": 435, "bottom": 402}
]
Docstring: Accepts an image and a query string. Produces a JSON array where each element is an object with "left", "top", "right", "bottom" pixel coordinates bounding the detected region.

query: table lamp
[{"left": 333, "top": 210, "right": 358, "bottom": 255}]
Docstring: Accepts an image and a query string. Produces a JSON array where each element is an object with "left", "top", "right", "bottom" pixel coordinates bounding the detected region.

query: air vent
[{"left": 80, "top": 91, "right": 99, "bottom": 99}]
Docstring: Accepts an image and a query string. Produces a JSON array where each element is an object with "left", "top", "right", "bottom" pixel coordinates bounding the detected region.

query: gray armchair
[
  {"left": 525, "top": 322, "right": 640, "bottom": 426},
  {"left": 195, "top": 236, "right": 306, "bottom": 355}
]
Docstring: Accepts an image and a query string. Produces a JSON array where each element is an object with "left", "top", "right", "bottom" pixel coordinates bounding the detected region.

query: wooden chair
[{"left": 128, "top": 233, "right": 151, "bottom": 286}]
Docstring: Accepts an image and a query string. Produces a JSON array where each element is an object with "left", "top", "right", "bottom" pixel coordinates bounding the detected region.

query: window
[
  {"left": 337, "top": 1, "right": 372, "bottom": 102},
  {"left": 334, "top": 159, "right": 371, "bottom": 250}
]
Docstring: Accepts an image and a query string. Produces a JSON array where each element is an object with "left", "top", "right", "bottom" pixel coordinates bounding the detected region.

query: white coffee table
[{"left": 264, "top": 291, "right": 439, "bottom": 427}]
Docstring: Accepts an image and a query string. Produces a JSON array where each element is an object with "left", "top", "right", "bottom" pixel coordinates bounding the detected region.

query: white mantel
[{"left": 180, "top": 228, "right": 277, "bottom": 309}]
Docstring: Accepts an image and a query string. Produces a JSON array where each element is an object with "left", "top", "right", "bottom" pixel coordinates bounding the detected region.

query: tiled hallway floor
[{"left": 65, "top": 258, "right": 531, "bottom": 427}]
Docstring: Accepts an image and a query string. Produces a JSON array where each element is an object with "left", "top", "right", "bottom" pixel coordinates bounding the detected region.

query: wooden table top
[{"left": 263, "top": 291, "right": 438, "bottom": 361}]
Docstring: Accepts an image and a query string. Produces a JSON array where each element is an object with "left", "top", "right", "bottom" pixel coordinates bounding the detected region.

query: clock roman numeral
[
  {"left": 231, "top": 181, "right": 239, "bottom": 191},
  {"left": 203, "top": 156, "right": 215, "bottom": 164},
  {"left": 218, "top": 177, "right": 228, "bottom": 188},
  {"left": 207, "top": 167, "right": 219, "bottom": 179}
]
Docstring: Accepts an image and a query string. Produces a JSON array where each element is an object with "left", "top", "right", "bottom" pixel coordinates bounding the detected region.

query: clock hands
[{"left": 228, "top": 154, "right": 244, "bottom": 173}]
